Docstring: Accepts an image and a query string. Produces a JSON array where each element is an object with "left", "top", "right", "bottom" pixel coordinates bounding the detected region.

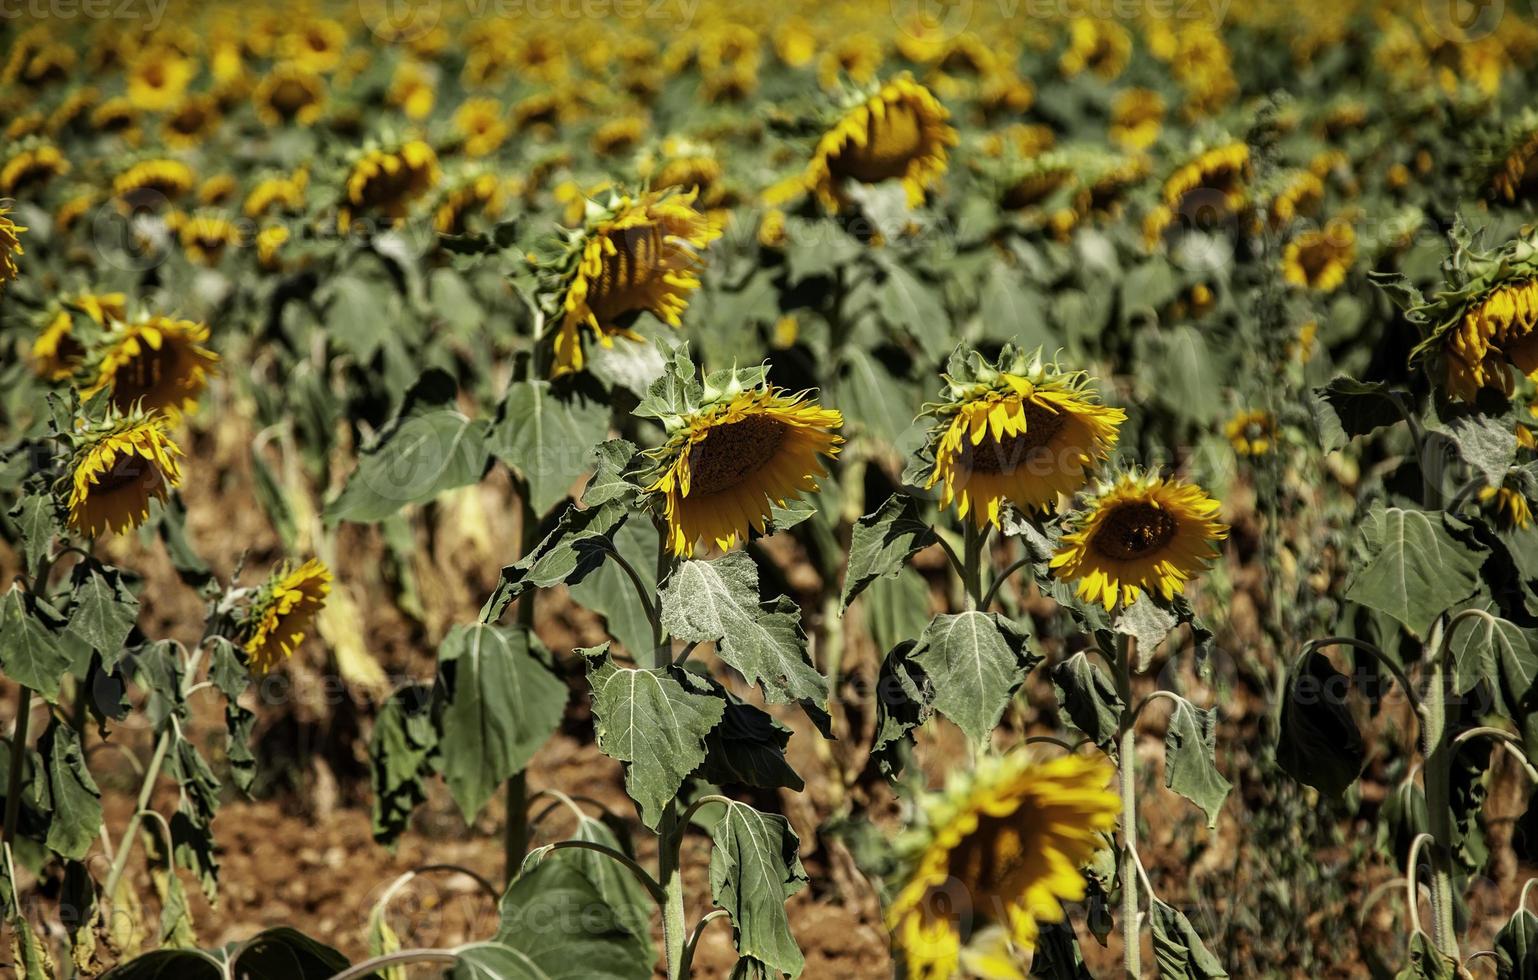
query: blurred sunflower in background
[
  {"left": 172, "top": 211, "right": 241, "bottom": 265},
  {"left": 253, "top": 62, "right": 326, "bottom": 127},
  {"left": 454, "top": 97, "right": 509, "bottom": 157},
  {"left": 65, "top": 409, "right": 183, "bottom": 537},
  {"left": 113, "top": 157, "right": 195, "bottom": 206},
  {"left": 801, "top": 74, "right": 957, "bottom": 210},
  {"left": 32, "top": 292, "right": 127, "bottom": 381},
  {"left": 645, "top": 371, "right": 843, "bottom": 556},
  {"left": 546, "top": 187, "right": 720, "bottom": 375},
  {"left": 888, "top": 753, "right": 1119, "bottom": 980},
  {"left": 1143, "top": 140, "right": 1250, "bottom": 243},
  {"left": 243, "top": 169, "right": 307, "bottom": 218},
  {"left": 125, "top": 47, "right": 194, "bottom": 112},
  {"left": 918, "top": 347, "right": 1124, "bottom": 528},
  {"left": 1108, "top": 88, "right": 1165, "bottom": 151},
  {"left": 337, "top": 139, "right": 440, "bottom": 232},
  {"left": 83, "top": 314, "right": 219, "bottom": 418},
  {"left": 1283, "top": 217, "right": 1356, "bottom": 292},
  {"left": 0, "top": 141, "right": 71, "bottom": 197},
  {"left": 1225, "top": 409, "right": 1277, "bottom": 456},
  {"left": 0, "top": 202, "right": 25, "bottom": 288},
  {"left": 241, "top": 558, "right": 333, "bottom": 674},
  {"left": 1051, "top": 470, "right": 1229, "bottom": 611},
  {"left": 433, "top": 172, "right": 505, "bottom": 235},
  {"left": 1481, "top": 483, "right": 1533, "bottom": 530}
]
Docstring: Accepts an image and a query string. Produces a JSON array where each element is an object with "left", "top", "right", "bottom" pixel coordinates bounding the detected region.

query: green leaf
[
  {"left": 912, "top": 611, "right": 1039, "bottom": 745},
  {"left": 1494, "top": 906, "right": 1538, "bottom": 979},
  {"left": 1113, "top": 599, "right": 1177, "bottom": 667},
  {"left": 66, "top": 566, "right": 138, "bottom": 663},
  {"left": 370, "top": 684, "right": 438, "bottom": 847},
  {"left": 99, "top": 951, "right": 222, "bottom": 980},
  {"left": 1344, "top": 505, "right": 1485, "bottom": 638},
  {"left": 582, "top": 439, "right": 644, "bottom": 507},
  {"left": 1448, "top": 610, "right": 1538, "bottom": 705},
  {"left": 871, "top": 640, "right": 931, "bottom": 778},
  {"left": 1395, "top": 931, "right": 1457, "bottom": 980},
  {"left": 1432, "top": 410, "right": 1519, "bottom": 485},
  {"left": 551, "top": 815, "right": 654, "bottom": 959},
  {"left": 584, "top": 645, "right": 724, "bottom": 828},
  {"left": 143, "top": 827, "right": 196, "bottom": 949},
  {"left": 209, "top": 639, "right": 255, "bottom": 795},
  {"left": 480, "top": 501, "right": 627, "bottom": 623},
  {"left": 860, "top": 569, "right": 931, "bottom": 666},
  {"left": 1149, "top": 899, "right": 1228, "bottom": 979},
  {"left": 875, "top": 258, "right": 950, "bottom": 361},
  {"left": 841, "top": 495, "right": 937, "bottom": 610},
  {"left": 437, "top": 624, "right": 567, "bottom": 822},
  {"left": 1310, "top": 378, "right": 1403, "bottom": 452},
  {"left": 476, "top": 856, "right": 651, "bottom": 979},
  {"left": 1030, "top": 921, "right": 1093, "bottom": 979},
  {"left": 233, "top": 927, "right": 353, "bottom": 979},
  {"left": 660, "top": 553, "right": 829, "bottom": 726},
  {"left": 1052, "top": 651, "right": 1124, "bottom": 757},
  {"left": 491, "top": 381, "right": 611, "bottom": 516},
  {"left": 570, "top": 515, "right": 660, "bottom": 660},
  {"left": 39, "top": 722, "right": 102, "bottom": 860},
  {"left": 0, "top": 587, "right": 71, "bottom": 702},
  {"left": 10, "top": 492, "right": 57, "bottom": 579},
  {"left": 977, "top": 272, "right": 1052, "bottom": 351},
  {"left": 327, "top": 371, "right": 490, "bottom": 524},
  {"left": 708, "top": 800, "right": 809, "bottom": 980},
  {"left": 1162, "top": 697, "right": 1230, "bottom": 829},
  {"left": 698, "top": 700, "right": 804, "bottom": 792},
  {"left": 1275, "top": 650, "right": 1365, "bottom": 798},
  {"left": 322, "top": 273, "right": 397, "bottom": 360}
]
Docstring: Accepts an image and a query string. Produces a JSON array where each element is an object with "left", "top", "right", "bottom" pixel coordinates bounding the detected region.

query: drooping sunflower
[
  {"left": 1481, "top": 483, "right": 1532, "bottom": 530},
  {"left": 162, "top": 94, "right": 221, "bottom": 148},
  {"left": 243, "top": 169, "right": 307, "bottom": 218},
  {"left": 1050, "top": 470, "right": 1229, "bottom": 611},
  {"left": 592, "top": 116, "right": 646, "bottom": 158},
  {"left": 0, "top": 141, "right": 70, "bottom": 197},
  {"left": 337, "top": 139, "right": 440, "bottom": 232},
  {"left": 252, "top": 62, "right": 326, "bottom": 127},
  {"left": 90, "top": 97, "right": 140, "bottom": 138},
  {"left": 644, "top": 368, "right": 843, "bottom": 557},
  {"left": 1283, "top": 218, "right": 1356, "bottom": 293},
  {"left": 388, "top": 60, "right": 437, "bottom": 120},
  {"left": 83, "top": 314, "right": 219, "bottom": 418},
  {"left": 173, "top": 211, "right": 241, "bottom": 266},
  {"left": 888, "top": 752, "right": 1119, "bottom": 980},
  {"left": 545, "top": 187, "right": 721, "bottom": 375},
  {"left": 241, "top": 558, "right": 333, "bottom": 675},
  {"left": 198, "top": 174, "right": 239, "bottom": 207},
  {"left": 1224, "top": 409, "right": 1277, "bottom": 456},
  {"left": 0, "top": 202, "right": 25, "bottom": 288},
  {"left": 1266, "top": 170, "right": 1325, "bottom": 229},
  {"left": 255, "top": 225, "right": 289, "bottom": 271},
  {"left": 33, "top": 292, "right": 126, "bottom": 380},
  {"left": 801, "top": 75, "right": 957, "bottom": 211},
  {"left": 918, "top": 348, "right": 1125, "bottom": 528},
  {"left": 65, "top": 410, "right": 183, "bottom": 537}
]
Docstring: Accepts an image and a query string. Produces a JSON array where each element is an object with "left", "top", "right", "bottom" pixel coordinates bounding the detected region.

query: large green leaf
[
  {"left": 10, "top": 492, "right": 56, "bottom": 579},
  {"left": 39, "top": 722, "right": 101, "bottom": 861},
  {"left": 870, "top": 640, "right": 931, "bottom": 778},
  {"left": 480, "top": 501, "right": 627, "bottom": 623},
  {"left": 912, "top": 611, "right": 1039, "bottom": 745},
  {"left": 841, "top": 495, "right": 937, "bottom": 610},
  {"left": 1448, "top": 610, "right": 1538, "bottom": 705},
  {"left": 570, "top": 515, "right": 660, "bottom": 660},
  {"left": 551, "top": 816, "right": 654, "bottom": 959},
  {"left": 584, "top": 645, "right": 724, "bottom": 828},
  {"left": 1495, "top": 906, "right": 1538, "bottom": 979},
  {"left": 437, "top": 624, "right": 567, "bottom": 822},
  {"left": 66, "top": 566, "right": 138, "bottom": 664},
  {"left": 1162, "top": 696, "right": 1230, "bottom": 829},
  {"left": 1310, "top": 377, "right": 1403, "bottom": 452},
  {"left": 0, "top": 587, "right": 71, "bottom": 702},
  {"left": 1149, "top": 899, "right": 1228, "bottom": 979},
  {"left": 660, "top": 553, "right": 829, "bottom": 727},
  {"left": 1052, "top": 651, "right": 1124, "bottom": 756},
  {"left": 370, "top": 684, "right": 438, "bottom": 847},
  {"left": 490, "top": 381, "right": 611, "bottom": 516},
  {"left": 1395, "top": 931, "right": 1457, "bottom": 980},
  {"left": 708, "top": 800, "right": 809, "bottom": 980},
  {"left": 1343, "top": 505, "right": 1485, "bottom": 637},
  {"left": 698, "top": 700, "right": 804, "bottom": 792}
]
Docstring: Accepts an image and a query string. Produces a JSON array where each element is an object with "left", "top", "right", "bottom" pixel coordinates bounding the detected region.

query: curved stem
[
  {"left": 680, "top": 909, "right": 730, "bottom": 979},
  {"left": 932, "top": 531, "right": 965, "bottom": 582},
  {"left": 1024, "top": 735, "right": 1091, "bottom": 754},
  {"left": 980, "top": 555, "right": 1034, "bottom": 611},
  {"left": 329, "top": 949, "right": 459, "bottom": 980},
  {"left": 1304, "top": 636, "right": 1421, "bottom": 716},
  {"left": 679, "top": 794, "right": 732, "bottom": 829},
  {"left": 407, "top": 864, "right": 501, "bottom": 905},
  {"left": 1131, "top": 690, "right": 1184, "bottom": 725},
  {"left": 102, "top": 727, "right": 172, "bottom": 902},
  {"left": 526, "top": 841, "right": 666, "bottom": 904},
  {"left": 1452, "top": 727, "right": 1538, "bottom": 784},
  {"left": 1405, "top": 832, "right": 1435, "bottom": 936}
]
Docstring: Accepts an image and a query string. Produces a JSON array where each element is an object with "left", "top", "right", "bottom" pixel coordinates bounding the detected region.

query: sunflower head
[
  {"left": 1225, "top": 409, "right": 1277, "bottom": 456},
  {"left": 1059, "top": 16, "right": 1132, "bottom": 80},
  {"left": 0, "top": 139, "right": 71, "bottom": 197},
  {"left": 639, "top": 354, "right": 843, "bottom": 557},
  {"left": 1109, "top": 87, "right": 1165, "bottom": 151},
  {"left": 241, "top": 558, "right": 333, "bottom": 675},
  {"left": 243, "top": 168, "right": 307, "bottom": 218},
  {"left": 253, "top": 62, "right": 327, "bottom": 127},
  {"left": 83, "top": 313, "right": 219, "bottom": 419},
  {"left": 888, "top": 752, "right": 1119, "bottom": 980},
  {"left": 433, "top": 171, "right": 506, "bottom": 235},
  {"left": 0, "top": 201, "right": 26, "bottom": 288},
  {"left": 173, "top": 210, "right": 241, "bottom": 266},
  {"left": 542, "top": 186, "right": 721, "bottom": 376},
  {"left": 64, "top": 408, "right": 184, "bottom": 537},
  {"left": 125, "top": 47, "right": 194, "bottom": 112},
  {"left": 1143, "top": 139, "right": 1251, "bottom": 245},
  {"left": 113, "top": 157, "right": 195, "bottom": 207},
  {"left": 916, "top": 346, "right": 1125, "bottom": 529},
  {"left": 337, "top": 138, "right": 441, "bottom": 233},
  {"left": 454, "top": 97, "right": 509, "bottom": 157},
  {"left": 32, "top": 292, "right": 125, "bottom": 381},
  {"left": 1473, "top": 110, "right": 1538, "bottom": 204},
  {"left": 1481, "top": 483, "right": 1533, "bottom": 530},
  {"left": 1050, "top": 469, "right": 1229, "bottom": 611},
  {"left": 1283, "top": 217, "right": 1356, "bottom": 293},
  {"left": 803, "top": 74, "right": 958, "bottom": 211},
  {"left": 163, "top": 94, "right": 221, "bottom": 148}
]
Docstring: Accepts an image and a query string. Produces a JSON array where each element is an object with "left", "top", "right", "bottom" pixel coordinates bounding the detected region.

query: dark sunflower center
[
  {"left": 958, "top": 401, "right": 1066, "bottom": 475},
  {"left": 1091, "top": 502, "right": 1177, "bottom": 561},
  {"left": 93, "top": 450, "right": 162, "bottom": 496},
  {"left": 119, "top": 342, "right": 180, "bottom": 403},
  {"left": 271, "top": 79, "right": 313, "bottom": 115},
  {"left": 686, "top": 415, "right": 788, "bottom": 496},
  {"left": 833, "top": 102, "right": 925, "bottom": 183},
  {"left": 592, "top": 226, "right": 667, "bottom": 316}
]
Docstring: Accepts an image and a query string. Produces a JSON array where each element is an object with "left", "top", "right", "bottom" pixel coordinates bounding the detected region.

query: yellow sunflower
[
  {"left": 1109, "top": 88, "right": 1164, "bottom": 152},
  {"left": 0, "top": 142, "right": 70, "bottom": 197},
  {"left": 454, "top": 97, "right": 509, "bottom": 157},
  {"left": 921, "top": 349, "right": 1124, "bottom": 528},
  {"left": 33, "top": 292, "right": 127, "bottom": 380},
  {"left": 90, "top": 97, "right": 139, "bottom": 137},
  {"left": 162, "top": 94, "right": 221, "bottom": 148},
  {"left": 1492, "top": 127, "right": 1538, "bottom": 203},
  {"left": 888, "top": 753, "right": 1119, "bottom": 980},
  {"left": 433, "top": 173, "right": 505, "bottom": 235},
  {"left": 802, "top": 75, "right": 957, "bottom": 211},
  {"left": 337, "top": 139, "right": 440, "bottom": 232},
  {"left": 198, "top": 174, "right": 239, "bottom": 207},
  {"left": 174, "top": 211, "right": 241, "bottom": 265},
  {"left": 1282, "top": 219, "right": 1356, "bottom": 293},
  {"left": 592, "top": 116, "right": 646, "bottom": 158},
  {"left": 1059, "top": 17, "right": 1132, "bottom": 80},
  {"left": 0, "top": 202, "right": 26, "bottom": 287},
  {"left": 1481, "top": 484, "right": 1532, "bottom": 530},
  {"left": 1267, "top": 170, "right": 1324, "bottom": 228},
  {"left": 65, "top": 410, "right": 184, "bottom": 537},
  {"left": 83, "top": 314, "right": 219, "bottom": 418},
  {"left": 243, "top": 169, "right": 307, "bottom": 218},
  {"left": 550, "top": 188, "right": 721, "bottom": 376},
  {"left": 277, "top": 20, "right": 349, "bottom": 73},
  {"left": 242, "top": 558, "right": 332, "bottom": 675},
  {"left": 125, "top": 48, "right": 195, "bottom": 112},
  {"left": 253, "top": 63, "right": 326, "bottom": 127},
  {"left": 54, "top": 191, "right": 97, "bottom": 234},
  {"left": 646, "top": 380, "right": 843, "bottom": 557},
  {"left": 255, "top": 225, "right": 289, "bottom": 271},
  {"left": 1050, "top": 470, "right": 1229, "bottom": 611},
  {"left": 1143, "top": 141, "right": 1250, "bottom": 244},
  {"left": 388, "top": 60, "right": 436, "bottom": 120},
  {"left": 113, "top": 158, "right": 195, "bottom": 206},
  {"left": 1224, "top": 409, "right": 1277, "bottom": 456}
]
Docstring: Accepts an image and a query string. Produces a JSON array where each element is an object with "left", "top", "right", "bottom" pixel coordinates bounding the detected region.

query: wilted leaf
[
  {"left": 1149, "top": 899, "right": 1228, "bottom": 979},
  {"left": 709, "top": 800, "right": 809, "bottom": 979},
  {"left": 1275, "top": 650, "right": 1365, "bottom": 798},
  {"left": 842, "top": 495, "right": 937, "bottom": 610},
  {"left": 912, "top": 611, "right": 1039, "bottom": 745},
  {"left": 1162, "top": 697, "right": 1230, "bottom": 829},
  {"left": 1052, "top": 651, "right": 1124, "bottom": 756}
]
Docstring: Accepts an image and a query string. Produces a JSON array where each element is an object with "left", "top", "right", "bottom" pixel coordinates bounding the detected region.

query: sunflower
[
  {"left": 34, "top": 291, "right": 126, "bottom": 381},
  {"left": 650, "top": 139, "right": 728, "bottom": 206},
  {"left": 125, "top": 48, "right": 195, "bottom": 112},
  {"left": 592, "top": 116, "right": 646, "bottom": 157},
  {"left": 253, "top": 63, "right": 326, "bottom": 127},
  {"left": 1283, "top": 220, "right": 1356, "bottom": 293},
  {"left": 65, "top": 410, "right": 184, "bottom": 538},
  {"left": 1481, "top": 484, "right": 1532, "bottom": 530},
  {"left": 1059, "top": 17, "right": 1132, "bottom": 80},
  {"left": 162, "top": 94, "right": 221, "bottom": 148},
  {"left": 113, "top": 158, "right": 195, "bottom": 206},
  {"left": 888, "top": 753, "right": 1119, "bottom": 980},
  {"left": 243, "top": 169, "right": 307, "bottom": 218},
  {"left": 0, "top": 203, "right": 26, "bottom": 288},
  {"left": 242, "top": 559, "right": 333, "bottom": 675},
  {"left": 1492, "top": 126, "right": 1538, "bottom": 203},
  {"left": 54, "top": 191, "right": 97, "bottom": 234},
  {"left": 433, "top": 173, "right": 505, "bottom": 235},
  {"left": 255, "top": 225, "right": 289, "bottom": 271},
  {"left": 1143, "top": 141, "right": 1250, "bottom": 243},
  {"left": 803, "top": 75, "right": 957, "bottom": 210},
  {"left": 1109, "top": 88, "right": 1164, "bottom": 152},
  {"left": 0, "top": 142, "right": 70, "bottom": 196},
  {"left": 90, "top": 97, "right": 139, "bottom": 137},
  {"left": 1050, "top": 470, "right": 1229, "bottom": 611},
  {"left": 1225, "top": 409, "right": 1277, "bottom": 456},
  {"left": 388, "top": 60, "right": 436, "bottom": 120},
  {"left": 919, "top": 348, "right": 1124, "bottom": 528},
  {"left": 277, "top": 20, "right": 349, "bottom": 73},
  {"left": 173, "top": 211, "right": 241, "bottom": 265},
  {"left": 338, "top": 139, "right": 441, "bottom": 232},
  {"left": 454, "top": 97, "right": 509, "bottom": 157},
  {"left": 83, "top": 314, "right": 219, "bottom": 418},
  {"left": 548, "top": 187, "right": 721, "bottom": 375},
  {"left": 1267, "top": 170, "right": 1324, "bottom": 228},
  {"left": 645, "top": 376, "right": 843, "bottom": 557},
  {"left": 198, "top": 174, "right": 238, "bottom": 206},
  {"left": 47, "top": 86, "right": 99, "bottom": 136},
  {"left": 817, "top": 33, "right": 883, "bottom": 91}
]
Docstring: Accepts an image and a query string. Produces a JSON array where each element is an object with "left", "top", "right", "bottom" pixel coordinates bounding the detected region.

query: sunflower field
[{"left": 5, "top": 0, "right": 1538, "bottom": 977}]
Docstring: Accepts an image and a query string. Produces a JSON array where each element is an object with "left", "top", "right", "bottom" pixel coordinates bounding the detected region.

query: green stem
[
  {"left": 505, "top": 486, "right": 540, "bottom": 883},
  {"left": 1115, "top": 634, "right": 1142, "bottom": 978},
  {"left": 660, "top": 802, "right": 687, "bottom": 980},
  {"left": 1420, "top": 651, "right": 1461, "bottom": 962},
  {"left": 102, "top": 727, "right": 171, "bottom": 902},
  {"left": 961, "top": 522, "right": 987, "bottom": 609},
  {"left": 2, "top": 686, "right": 34, "bottom": 847}
]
